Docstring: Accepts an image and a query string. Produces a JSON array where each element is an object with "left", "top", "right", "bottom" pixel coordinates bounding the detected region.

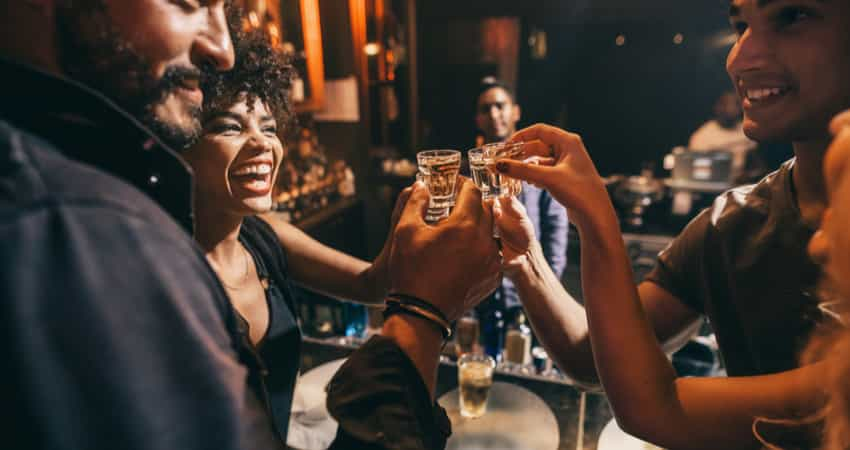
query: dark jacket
[{"left": 0, "top": 59, "right": 448, "bottom": 450}]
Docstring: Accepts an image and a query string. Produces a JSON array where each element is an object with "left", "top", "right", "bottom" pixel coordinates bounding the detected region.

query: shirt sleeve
[
  {"left": 1, "top": 205, "right": 280, "bottom": 450},
  {"left": 538, "top": 189, "right": 569, "bottom": 278},
  {"left": 643, "top": 208, "right": 712, "bottom": 314},
  {"left": 326, "top": 336, "right": 451, "bottom": 450}
]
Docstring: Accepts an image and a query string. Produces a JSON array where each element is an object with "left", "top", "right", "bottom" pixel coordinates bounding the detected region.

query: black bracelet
[
  {"left": 384, "top": 300, "right": 452, "bottom": 340},
  {"left": 386, "top": 292, "right": 451, "bottom": 325}
]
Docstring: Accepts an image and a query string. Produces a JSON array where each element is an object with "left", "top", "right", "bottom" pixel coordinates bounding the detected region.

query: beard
[{"left": 54, "top": 0, "right": 202, "bottom": 149}]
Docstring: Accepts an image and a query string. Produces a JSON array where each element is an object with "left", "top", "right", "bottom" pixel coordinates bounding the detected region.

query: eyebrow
[
  {"left": 730, "top": 0, "right": 826, "bottom": 16},
  {"left": 207, "top": 111, "right": 276, "bottom": 123}
]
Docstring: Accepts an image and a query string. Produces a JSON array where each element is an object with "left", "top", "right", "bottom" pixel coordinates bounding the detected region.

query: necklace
[{"left": 215, "top": 244, "right": 251, "bottom": 291}]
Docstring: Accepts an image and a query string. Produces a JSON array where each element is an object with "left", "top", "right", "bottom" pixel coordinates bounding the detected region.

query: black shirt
[
  {"left": 238, "top": 216, "right": 302, "bottom": 444},
  {"left": 645, "top": 159, "right": 823, "bottom": 376},
  {"left": 0, "top": 59, "right": 449, "bottom": 450},
  {"left": 0, "top": 59, "right": 278, "bottom": 450}
]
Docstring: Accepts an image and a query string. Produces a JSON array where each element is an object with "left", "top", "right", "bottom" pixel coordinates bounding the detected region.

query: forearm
[
  {"left": 263, "top": 216, "right": 386, "bottom": 304},
  {"left": 509, "top": 242, "right": 598, "bottom": 386},
  {"left": 380, "top": 314, "right": 443, "bottom": 397},
  {"left": 576, "top": 213, "right": 680, "bottom": 424}
]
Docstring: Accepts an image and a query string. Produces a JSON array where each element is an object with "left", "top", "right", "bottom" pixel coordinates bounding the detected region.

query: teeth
[
  {"left": 231, "top": 163, "right": 272, "bottom": 176},
  {"left": 746, "top": 87, "right": 786, "bottom": 101}
]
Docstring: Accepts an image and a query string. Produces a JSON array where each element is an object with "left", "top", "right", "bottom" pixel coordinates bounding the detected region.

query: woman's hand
[
  {"left": 495, "top": 124, "right": 617, "bottom": 233},
  {"left": 492, "top": 196, "right": 538, "bottom": 279}
]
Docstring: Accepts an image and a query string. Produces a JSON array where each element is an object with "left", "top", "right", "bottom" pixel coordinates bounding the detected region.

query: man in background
[
  {"left": 475, "top": 77, "right": 568, "bottom": 323},
  {"left": 689, "top": 91, "right": 758, "bottom": 177}
]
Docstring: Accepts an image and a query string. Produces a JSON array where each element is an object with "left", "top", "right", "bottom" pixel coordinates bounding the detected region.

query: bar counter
[{"left": 299, "top": 336, "right": 614, "bottom": 450}]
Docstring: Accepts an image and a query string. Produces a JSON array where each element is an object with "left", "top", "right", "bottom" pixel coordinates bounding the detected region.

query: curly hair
[{"left": 202, "top": 26, "right": 296, "bottom": 131}]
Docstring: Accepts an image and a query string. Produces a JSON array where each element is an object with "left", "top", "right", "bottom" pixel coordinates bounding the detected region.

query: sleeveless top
[{"left": 236, "top": 216, "right": 302, "bottom": 444}]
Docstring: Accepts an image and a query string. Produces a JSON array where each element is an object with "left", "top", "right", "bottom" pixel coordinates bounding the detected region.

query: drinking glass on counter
[
  {"left": 416, "top": 149, "right": 461, "bottom": 223},
  {"left": 458, "top": 353, "right": 495, "bottom": 419}
]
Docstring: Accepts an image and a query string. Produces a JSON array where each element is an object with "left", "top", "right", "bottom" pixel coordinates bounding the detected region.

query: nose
[
  {"left": 489, "top": 106, "right": 501, "bottom": 121},
  {"left": 191, "top": 4, "right": 235, "bottom": 71},
  {"left": 726, "top": 27, "right": 772, "bottom": 80}
]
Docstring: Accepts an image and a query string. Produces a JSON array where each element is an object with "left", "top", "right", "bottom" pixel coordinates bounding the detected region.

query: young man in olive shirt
[{"left": 508, "top": 0, "right": 850, "bottom": 385}]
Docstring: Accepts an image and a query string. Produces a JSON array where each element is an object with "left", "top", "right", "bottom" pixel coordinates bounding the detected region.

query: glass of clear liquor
[
  {"left": 480, "top": 142, "right": 524, "bottom": 197},
  {"left": 468, "top": 148, "right": 494, "bottom": 200},
  {"left": 457, "top": 353, "right": 495, "bottom": 419},
  {"left": 416, "top": 149, "right": 462, "bottom": 223}
]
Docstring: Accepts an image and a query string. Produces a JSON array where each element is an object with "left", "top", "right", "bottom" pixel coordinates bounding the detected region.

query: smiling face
[
  {"left": 55, "top": 0, "right": 234, "bottom": 149},
  {"left": 183, "top": 96, "right": 284, "bottom": 215},
  {"left": 726, "top": 0, "right": 850, "bottom": 144},
  {"left": 476, "top": 87, "right": 521, "bottom": 144}
]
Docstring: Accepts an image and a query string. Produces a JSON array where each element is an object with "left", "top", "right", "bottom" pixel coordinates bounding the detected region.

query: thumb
[
  {"left": 494, "top": 159, "right": 551, "bottom": 187},
  {"left": 398, "top": 181, "right": 430, "bottom": 227}
]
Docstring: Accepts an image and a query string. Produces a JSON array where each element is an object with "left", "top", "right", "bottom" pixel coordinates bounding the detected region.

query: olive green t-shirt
[{"left": 645, "top": 159, "right": 823, "bottom": 376}]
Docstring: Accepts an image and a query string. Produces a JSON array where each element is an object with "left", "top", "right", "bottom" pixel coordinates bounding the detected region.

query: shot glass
[
  {"left": 480, "top": 142, "right": 524, "bottom": 198},
  {"left": 416, "top": 150, "right": 461, "bottom": 223},
  {"left": 467, "top": 148, "right": 493, "bottom": 200},
  {"left": 457, "top": 353, "right": 496, "bottom": 419}
]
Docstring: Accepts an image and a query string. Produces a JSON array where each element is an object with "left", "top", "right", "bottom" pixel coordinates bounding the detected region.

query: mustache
[{"left": 152, "top": 65, "right": 203, "bottom": 97}]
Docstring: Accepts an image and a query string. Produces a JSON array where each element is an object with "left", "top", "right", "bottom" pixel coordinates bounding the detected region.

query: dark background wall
[{"left": 417, "top": 0, "right": 789, "bottom": 176}]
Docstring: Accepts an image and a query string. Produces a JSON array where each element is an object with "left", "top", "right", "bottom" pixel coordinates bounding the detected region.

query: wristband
[
  {"left": 386, "top": 292, "right": 451, "bottom": 325},
  {"left": 384, "top": 300, "right": 452, "bottom": 340}
]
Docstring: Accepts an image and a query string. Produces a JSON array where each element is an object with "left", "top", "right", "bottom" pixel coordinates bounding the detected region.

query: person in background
[
  {"left": 0, "top": 1, "right": 500, "bottom": 449},
  {"left": 689, "top": 90, "right": 757, "bottom": 176},
  {"left": 490, "top": 0, "right": 850, "bottom": 447},
  {"left": 474, "top": 76, "right": 568, "bottom": 324}
]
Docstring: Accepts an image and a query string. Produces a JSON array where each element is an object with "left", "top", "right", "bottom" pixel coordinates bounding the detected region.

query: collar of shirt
[{"left": 0, "top": 58, "right": 196, "bottom": 234}]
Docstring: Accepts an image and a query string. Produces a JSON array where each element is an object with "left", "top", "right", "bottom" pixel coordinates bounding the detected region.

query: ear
[{"left": 513, "top": 104, "right": 522, "bottom": 123}]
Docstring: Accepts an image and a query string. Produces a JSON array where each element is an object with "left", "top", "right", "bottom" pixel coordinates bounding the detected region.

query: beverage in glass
[
  {"left": 416, "top": 150, "right": 462, "bottom": 222},
  {"left": 467, "top": 148, "right": 494, "bottom": 200},
  {"left": 480, "top": 142, "right": 524, "bottom": 197},
  {"left": 458, "top": 353, "right": 495, "bottom": 419}
]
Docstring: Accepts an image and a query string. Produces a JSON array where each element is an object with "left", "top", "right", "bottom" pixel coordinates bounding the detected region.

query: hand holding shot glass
[
  {"left": 469, "top": 142, "right": 525, "bottom": 199},
  {"left": 416, "top": 149, "right": 462, "bottom": 223}
]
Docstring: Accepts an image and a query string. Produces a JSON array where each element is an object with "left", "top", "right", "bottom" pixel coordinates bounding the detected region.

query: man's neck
[{"left": 792, "top": 138, "right": 830, "bottom": 227}]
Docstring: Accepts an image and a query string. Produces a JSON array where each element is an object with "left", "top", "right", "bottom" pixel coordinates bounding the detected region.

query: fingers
[
  {"left": 450, "top": 177, "right": 484, "bottom": 222},
  {"left": 390, "top": 185, "right": 415, "bottom": 230},
  {"left": 493, "top": 158, "right": 552, "bottom": 187},
  {"left": 520, "top": 140, "right": 555, "bottom": 159},
  {"left": 830, "top": 109, "right": 850, "bottom": 136},
  {"left": 397, "top": 181, "right": 430, "bottom": 229},
  {"left": 526, "top": 156, "right": 556, "bottom": 167},
  {"left": 496, "top": 196, "right": 528, "bottom": 220},
  {"left": 508, "top": 123, "right": 569, "bottom": 148}
]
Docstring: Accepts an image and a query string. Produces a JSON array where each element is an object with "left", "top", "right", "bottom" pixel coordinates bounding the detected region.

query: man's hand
[
  {"left": 389, "top": 178, "right": 501, "bottom": 322},
  {"left": 366, "top": 186, "right": 414, "bottom": 300}
]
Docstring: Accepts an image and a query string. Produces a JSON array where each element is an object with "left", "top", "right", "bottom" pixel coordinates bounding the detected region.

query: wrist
[
  {"left": 508, "top": 241, "right": 546, "bottom": 283},
  {"left": 381, "top": 314, "right": 442, "bottom": 396},
  {"left": 384, "top": 295, "right": 452, "bottom": 340}
]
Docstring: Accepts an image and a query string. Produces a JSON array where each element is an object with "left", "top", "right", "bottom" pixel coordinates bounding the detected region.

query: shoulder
[
  {"left": 0, "top": 120, "right": 179, "bottom": 231},
  {"left": 705, "top": 160, "right": 791, "bottom": 230}
]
